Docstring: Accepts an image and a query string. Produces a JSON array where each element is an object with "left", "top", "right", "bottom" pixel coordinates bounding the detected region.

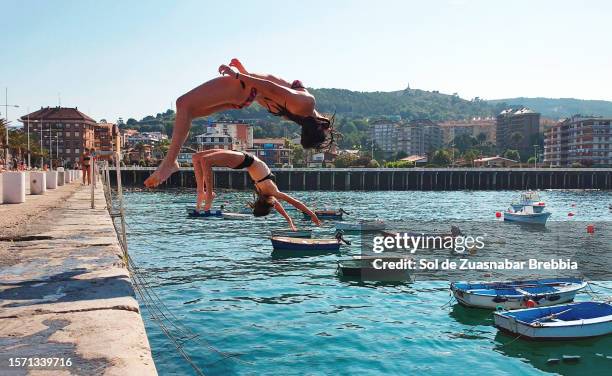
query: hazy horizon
[{"left": 2, "top": 0, "right": 611, "bottom": 122}]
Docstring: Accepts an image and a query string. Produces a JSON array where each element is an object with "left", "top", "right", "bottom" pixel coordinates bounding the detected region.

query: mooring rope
[{"left": 99, "top": 162, "right": 251, "bottom": 376}]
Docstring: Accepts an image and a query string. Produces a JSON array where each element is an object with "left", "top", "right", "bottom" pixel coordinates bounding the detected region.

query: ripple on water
[{"left": 126, "top": 190, "right": 612, "bottom": 376}]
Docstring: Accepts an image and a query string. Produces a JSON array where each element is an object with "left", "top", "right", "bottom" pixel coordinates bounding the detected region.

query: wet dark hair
[
  {"left": 249, "top": 194, "right": 274, "bottom": 217},
  {"left": 266, "top": 102, "right": 338, "bottom": 150}
]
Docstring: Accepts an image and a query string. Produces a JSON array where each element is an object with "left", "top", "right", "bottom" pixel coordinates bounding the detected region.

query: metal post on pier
[
  {"left": 114, "top": 153, "right": 128, "bottom": 253},
  {"left": 90, "top": 154, "right": 95, "bottom": 209}
]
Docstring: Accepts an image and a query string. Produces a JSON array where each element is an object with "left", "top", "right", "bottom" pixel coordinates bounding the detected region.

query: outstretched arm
[
  {"left": 273, "top": 191, "right": 321, "bottom": 226},
  {"left": 273, "top": 201, "right": 297, "bottom": 231},
  {"left": 230, "top": 58, "right": 293, "bottom": 87}
]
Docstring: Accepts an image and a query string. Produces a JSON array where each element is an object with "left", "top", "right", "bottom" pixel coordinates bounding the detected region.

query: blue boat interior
[
  {"left": 504, "top": 302, "right": 612, "bottom": 323},
  {"left": 453, "top": 278, "right": 582, "bottom": 297}
]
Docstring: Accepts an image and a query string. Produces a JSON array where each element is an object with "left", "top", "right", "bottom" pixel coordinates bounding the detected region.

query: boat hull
[
  {"left": 271, "top": 230, "right": 312, "bottom": 238},
  {"left": 335, "top": 221, "right": 386, "bottom": 232},
  {"left": 494, "top": 302, "right": 612, "bottom": 340},
  {"left": 271, "top": 236, "right": 341, "bottom": 251},
  {"left": 186, "top": 208, "right": 223, "bottom": 218},
  {"left": 222, "top": 212, "right": 252, "bottom": 220},
  {"left": 451, "top": 279, "right": 586, "bottom": 309},
  {"left": 504, "top": 211, "right": 551, "bottom": 225}
]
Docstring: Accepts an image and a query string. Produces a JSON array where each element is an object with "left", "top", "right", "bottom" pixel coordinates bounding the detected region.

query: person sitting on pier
[
  {"left": 144, "top": 57, "right": 337, "bottom": 188},
  {"left": 191, "top": 149, "right": 321, "bottom": 230}
]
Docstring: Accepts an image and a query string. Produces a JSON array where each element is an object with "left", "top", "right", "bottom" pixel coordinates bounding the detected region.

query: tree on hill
[
  {"left": 504, "top": 149, "right": 520, "bottom": 161},
  {"left": 432, "top": 149, "right": 452, "bottom": 166},
  {"left": 334, "top": 153, "right": 359, "bottom": 168}
]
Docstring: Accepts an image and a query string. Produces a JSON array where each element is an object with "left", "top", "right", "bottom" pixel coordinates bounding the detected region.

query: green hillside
[
  {"left": 225, "top": 87, "right": 499, "bottom": 121},
  {"left": 488, "top": 97, "right": 612, "bottom": 118}
]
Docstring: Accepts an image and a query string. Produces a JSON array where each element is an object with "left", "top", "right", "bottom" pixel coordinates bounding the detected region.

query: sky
[{"left": 2, "top": 0, "right": 611, "bottom": 122}]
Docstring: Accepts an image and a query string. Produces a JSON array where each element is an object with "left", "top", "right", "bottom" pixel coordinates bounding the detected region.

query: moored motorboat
[
  {"left": 335, "top": 220, "right": 386, "bottom": 232},
  {"left": 493, "top": 301, "right": 612, "bottom": 340},
  {"left": 505, "top": 192, "right": 550, "bottom": 224},
  {"left": 450, "top": 278, "right": 587, "bottom": 309},
  {"left": 271, "top": 229, "right": 312, "bottom": 238},
  {"left": 503, "top": 208, "right": 551, "bottom": 225},
  {"left": 186, "top": 207, "right": 223, "bottom": 218},
  {"left": 271, "top": 236, "right": 341, "bottom": 252},
  {"left": 304, "top": 209, "right": 348, "bottom": 220},
  {"left": 337, "top": 254, "right": 411, "bottom": 280}
]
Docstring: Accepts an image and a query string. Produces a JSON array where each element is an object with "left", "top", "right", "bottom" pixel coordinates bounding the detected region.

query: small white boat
[
  {"left": 335, "top": 220, "right": 386, "bottom": 232},
  {"left": 494, "top": 301, "right": 612, "bottom": 340},
  {"left": 451, "top": 278, "right": 587, "bottom": 309},
  {"left": 504, "top": 204, "right": 551, "bottom": 225},
  {"left": 222, "top": 212, "right": 252, "bottom": 220}
]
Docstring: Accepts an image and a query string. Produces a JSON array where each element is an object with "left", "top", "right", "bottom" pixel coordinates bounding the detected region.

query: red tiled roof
[{"left": 20, "top": 107, "right": 96, "bottom": 123}]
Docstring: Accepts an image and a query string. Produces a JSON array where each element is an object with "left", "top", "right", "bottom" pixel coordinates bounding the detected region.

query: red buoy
[
  {"left": 587, "top": 224, "right": 595, "bottom": 234},
  {"left": 526, "top": 299, "right": 536, "bottom": 308},
  {"left": 568, "top": 212, "right": 575, "bottom": 217},
  {"left": 495, "top": 211, "right": 502, "bottom": 218}
]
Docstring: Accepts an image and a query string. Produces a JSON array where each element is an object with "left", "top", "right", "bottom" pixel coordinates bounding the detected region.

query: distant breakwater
[{"left": 110, "top": 167, "right": 612, "bottom": 191}]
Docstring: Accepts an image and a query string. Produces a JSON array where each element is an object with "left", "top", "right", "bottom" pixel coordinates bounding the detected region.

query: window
[
  {"left": 75, "top": 131, "right": 80, "bottom": 137},
  {"left": 66, "top": 132, "right": 71, "bottom": 137},
  {"left": 66, "top": 123, "right": 71, "bottom": 129}
]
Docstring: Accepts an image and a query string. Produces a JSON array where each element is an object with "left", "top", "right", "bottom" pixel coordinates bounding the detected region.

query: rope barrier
[{"left": 98, "top": 157, "right": 252, "bottom": 375}]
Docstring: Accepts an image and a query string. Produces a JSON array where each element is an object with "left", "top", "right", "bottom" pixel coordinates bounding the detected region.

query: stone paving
[{"left": 0, "top": 182, "right": 157, "bottom": 375}]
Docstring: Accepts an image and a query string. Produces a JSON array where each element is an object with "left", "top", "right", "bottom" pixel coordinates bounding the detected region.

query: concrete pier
[
  {"left": 0, "top": 182, "right": 156, "bottom": 375},
  {"left": 113, "top": 167, "right": 612, "bottom": 191}
]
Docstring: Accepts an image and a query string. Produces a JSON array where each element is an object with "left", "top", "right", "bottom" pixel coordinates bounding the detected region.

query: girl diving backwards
[
  {"left": 191, "top": 149, "right": 321, "bottom": 231},
  {"left": 145, "top": 58, "right": 336, "bottom": 188}
]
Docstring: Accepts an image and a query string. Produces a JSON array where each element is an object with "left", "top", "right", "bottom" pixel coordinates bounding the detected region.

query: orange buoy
[
  {"left": 526, "top": 299, "right": 536, "bottom": 308},
  {"left": 587, "top": 224, "right": 595, "bottom": 234},
  {"left": 495, "top": 211, "right": 502, "bottom": 218}
]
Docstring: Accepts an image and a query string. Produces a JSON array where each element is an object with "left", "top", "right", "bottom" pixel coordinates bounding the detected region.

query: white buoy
[
  {"left": 30, "top": 171, "right": 47, "bottom": 195},
  {"left": 46, "top": 170, "right": 58, "bottom": 189},
  {"left": 2, "top": 171, "right": 26, "bottom": 204}
]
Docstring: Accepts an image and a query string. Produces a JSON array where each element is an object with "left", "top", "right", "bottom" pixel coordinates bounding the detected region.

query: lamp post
[
  {"left": 533, "top": 144, "right": 538, "bottom": 168},
  {"left": 40, "top": 116, "right": 44, "bottom": 168},
  {"left": 26, "top": 108, "right": 30, "bottom": 168},
  {"left": 2, "top": 88, "right": 20, "bottom": 166}
]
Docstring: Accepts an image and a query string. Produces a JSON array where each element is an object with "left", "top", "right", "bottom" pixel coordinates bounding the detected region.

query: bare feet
[
  {"left": 196, "top": 190, "right": 216, "bottom": 211},
  {"left": 229, "top": 58, "right": 247, "bottom": 73},
  {"left": 144, "top": 160, "right": 180, "bottom": 188}
]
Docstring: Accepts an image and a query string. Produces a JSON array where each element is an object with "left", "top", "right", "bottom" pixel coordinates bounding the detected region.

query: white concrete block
[
  {"left": 2, "top": 171, "right": 26, "bottom": 204},
  {"left": 57, "top": 170, "right": 65, "bottom": 186},
  {"left": 46, "top": 171, "right": 58, "bottom": 189},
  {"left": 30, "top": 171, "right": 47, "bottom": 195}
]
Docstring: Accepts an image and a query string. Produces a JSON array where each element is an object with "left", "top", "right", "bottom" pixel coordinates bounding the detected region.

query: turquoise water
[{"left": 124, "top": 190, "right": 612, "bottom": 376}]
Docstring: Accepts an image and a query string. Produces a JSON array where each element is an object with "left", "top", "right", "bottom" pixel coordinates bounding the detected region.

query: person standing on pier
[
  {"left": 191, "top": 149, "right": 321, "bottom": 230},
  {"left": 144, "top": 58, "right": 337, "bottom": 188},
  {"left": 81, "top": 148, "right": 92, "bottom": 185}
]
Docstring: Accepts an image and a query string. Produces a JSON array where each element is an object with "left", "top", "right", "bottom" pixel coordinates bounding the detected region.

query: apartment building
[{"left": 544, "top": 115, "right": 612, "bottom": 167}]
